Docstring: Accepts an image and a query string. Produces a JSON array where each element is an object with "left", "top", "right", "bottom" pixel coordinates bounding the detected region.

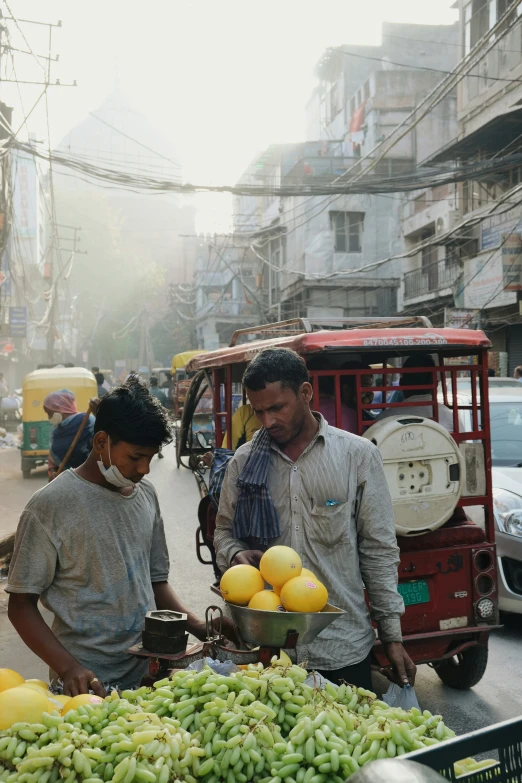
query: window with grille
[{"left": 329, "top": 211, "right": 364, "bottom": 252}]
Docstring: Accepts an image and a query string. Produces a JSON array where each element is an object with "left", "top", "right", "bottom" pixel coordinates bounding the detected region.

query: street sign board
[
  {"left": 444, "top": 308, "right": 478, "bottom": 329},
  {"left": 9, "top": 306, "right": 27, "bottom": 338},
  {"left": 501, "top": 232, "right": 522, "bottom": 291},
  {"left": 481, "top": 207, "right": 522, "bottom": 250}
]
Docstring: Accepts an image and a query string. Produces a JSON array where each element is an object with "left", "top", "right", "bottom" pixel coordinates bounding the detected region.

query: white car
[
  {"left": 457, "top": 376, "right": 522, "bottom": 390},
  {"left": 458, "top": 386, "right": 522, "bottom": 613},
  {"left": 488, "top": 388, "right": 522, "bottom": 613}
]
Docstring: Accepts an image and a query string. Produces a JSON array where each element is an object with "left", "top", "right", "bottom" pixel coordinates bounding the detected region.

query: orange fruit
[
  {"left": 280, "top": 575, "right": 328, "bottom": 612},
  {"left": 220, "top": 565, "right": 265, "bottom": 605},
  {"left": 25, "top": 679, "right": 49, "bottom": 691},
  {"left": 0, "top": 686, "right": 49, "bottom": 730},
  {"left": 300, "top": 568, "right": 318, "bottom": 581},
  {"left": 51, "top": 694, "right": 70, "bottom": 706},
  {"left": 61, "top": 693, "right": 104, "bottom": 714},
  {"left": 19, "top": 683, "right": 49, "bottom": 697},
  {"left": 47, "top": 694, "right": 67, "bottom": 712},
  {"left": 248, "top": 590, "right": 284, "bottom": 611},
  {"left": 0, "top": 669, "right": 24, "bottom": 692},
  {"left": 260, "top": 546, "right": 302, "bottom": 591}
]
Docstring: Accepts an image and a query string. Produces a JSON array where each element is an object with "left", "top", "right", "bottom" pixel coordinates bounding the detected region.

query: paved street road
[
  {"left": 0, "top": 449, "right": 46, "bottom": 540},
  {"left": 0, "top": 444, "right": 520, "bottom": 735}
]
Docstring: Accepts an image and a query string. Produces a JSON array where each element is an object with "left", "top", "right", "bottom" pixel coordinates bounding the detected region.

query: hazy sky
[{"left": 3, "top": 0, "right": 458, "bottom": 229}]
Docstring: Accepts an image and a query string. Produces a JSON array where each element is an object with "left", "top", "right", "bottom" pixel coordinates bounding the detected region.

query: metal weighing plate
[
  {"left": 398, "top": 580, "right": 430, "bottom": 606},
  {"left": 228, "top": 602, "right": 345, "bottom": 648}
]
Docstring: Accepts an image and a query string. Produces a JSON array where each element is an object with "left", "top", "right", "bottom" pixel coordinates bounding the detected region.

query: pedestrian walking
[{"left": 43, "top": 390, "right": 95, "bottom": 481}]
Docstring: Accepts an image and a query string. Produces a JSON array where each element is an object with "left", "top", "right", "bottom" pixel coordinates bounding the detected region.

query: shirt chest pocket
[{"left": 305, "top": 501, "right": 352, "bottom": 548}]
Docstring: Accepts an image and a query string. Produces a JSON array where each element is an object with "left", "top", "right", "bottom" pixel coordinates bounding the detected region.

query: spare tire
[{"left": 364, "top": 416, "right": 463, "bottom": 536}]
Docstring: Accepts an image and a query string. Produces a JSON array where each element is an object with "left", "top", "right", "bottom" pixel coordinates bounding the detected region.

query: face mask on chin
[
  {"left": 97, "top": 436, "right": 135, "bottom": 489},
  {"left": 50, "top": 412, "right": 63, "bottom": 425}
]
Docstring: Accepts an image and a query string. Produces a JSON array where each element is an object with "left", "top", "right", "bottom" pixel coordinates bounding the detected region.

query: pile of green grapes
[{"left": 0, "top": 660, "right": 458, "bottom": 783}]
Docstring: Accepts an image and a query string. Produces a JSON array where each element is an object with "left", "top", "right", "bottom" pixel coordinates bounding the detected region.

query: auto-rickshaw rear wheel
[{"left": 435, "top": 643, "right": 488, "bottom": 689}]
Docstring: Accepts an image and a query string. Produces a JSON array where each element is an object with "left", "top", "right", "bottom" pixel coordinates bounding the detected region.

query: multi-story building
[
  {"left": 55, "top": 88, "right": 196, "bottom": 370},
  {"left": 399, "top": 180, "right": 462, "bottom": 323},
  {"left": 193, "top": 236, "right": 263, "bottom": 350},
  {"left": 0, "top": 142, "right": 48, "bottom": 385},
  {"left": 408, "top": 0, "right": 522, "bottom": 372},
  {"left": 233, "top": 21, "right": 459, "bottom": 323}
]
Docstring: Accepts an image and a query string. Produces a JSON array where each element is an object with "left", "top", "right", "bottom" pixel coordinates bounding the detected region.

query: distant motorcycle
[{"left": 0, "top": 392, "right": 22, "bottom": 427}]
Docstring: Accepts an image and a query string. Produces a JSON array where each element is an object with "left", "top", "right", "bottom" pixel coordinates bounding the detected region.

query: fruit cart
[
  {"left": 0, "top": 654, "right": 471, "bottom": 783},
  {"left": 178, "top": 317, "right": 500, "bottom": 690}
]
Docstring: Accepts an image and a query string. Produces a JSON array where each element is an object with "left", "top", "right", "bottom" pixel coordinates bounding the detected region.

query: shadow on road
[
  {"left": 494, "top": 612, "right": 522, "bottom": 641},
  {"left": 23, "top": 469, "right": 48, "bottom": 480}
]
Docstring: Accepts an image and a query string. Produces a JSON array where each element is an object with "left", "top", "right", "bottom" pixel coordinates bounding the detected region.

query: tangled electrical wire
[{"left": 11, "top": 137, "right": 522, "bottom": 199}]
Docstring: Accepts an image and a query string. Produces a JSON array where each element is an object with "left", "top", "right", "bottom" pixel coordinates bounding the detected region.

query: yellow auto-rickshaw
[
  {"left": 21, "top": 367, "right": 97, "bottom": 478},
  {"left": 171, "top": 351, "right": 205, "bottom": 418}
]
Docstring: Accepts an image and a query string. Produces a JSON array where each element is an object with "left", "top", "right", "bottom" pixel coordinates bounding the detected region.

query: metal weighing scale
[{"left": 128, "top": 603, "right": 345, "bottom": 685}]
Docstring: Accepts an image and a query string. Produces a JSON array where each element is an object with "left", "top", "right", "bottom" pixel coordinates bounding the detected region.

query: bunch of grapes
[{"left": 0, "top": 660, "right": 464, "bottom": 783}]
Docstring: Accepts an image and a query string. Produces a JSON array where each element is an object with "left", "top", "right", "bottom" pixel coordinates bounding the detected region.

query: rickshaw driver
[
  {"left": 7, "top": 377, "right": 238, "bottom": 697},
  {"left": 214, "top": 347, "right": 416, "bottom": 689},
  {"left": 377, "top": 354, "right": 454, "bottom": 430}
]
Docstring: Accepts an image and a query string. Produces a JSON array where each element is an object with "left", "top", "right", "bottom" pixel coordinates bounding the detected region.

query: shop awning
[{"left": 425, "top": 105, "right": 522, "bottom": 164}]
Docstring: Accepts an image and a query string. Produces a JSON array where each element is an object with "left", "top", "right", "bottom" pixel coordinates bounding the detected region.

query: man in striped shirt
[{"left": 214, "top": 347, "right": 415, "bottom": 689}]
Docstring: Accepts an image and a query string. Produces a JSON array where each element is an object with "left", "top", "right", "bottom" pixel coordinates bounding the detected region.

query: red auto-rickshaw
[{"left": 178, "top": 317, "right": 499, "bottom": 689}]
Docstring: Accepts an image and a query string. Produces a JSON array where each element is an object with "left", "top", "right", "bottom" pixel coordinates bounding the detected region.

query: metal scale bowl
[
  {"left": 128, "top": 603, "right": 345, "bottom": 684},
  {"left": 227, "top": 602, "right": 344, "bottom": 648}
]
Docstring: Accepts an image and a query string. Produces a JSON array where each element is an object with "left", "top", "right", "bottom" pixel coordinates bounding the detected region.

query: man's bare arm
[{"left": 8, "top": 593, "right": 106, "bottom": 696}]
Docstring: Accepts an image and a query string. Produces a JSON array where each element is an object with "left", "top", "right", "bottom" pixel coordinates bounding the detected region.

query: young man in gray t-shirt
[{"left": 7, "top": 377, "right": 236, "bottom": 696}]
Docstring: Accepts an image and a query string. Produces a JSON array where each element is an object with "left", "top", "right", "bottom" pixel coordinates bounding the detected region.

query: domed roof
[{"left": 57, "top": 87, "right": 181, "bottom": 182}]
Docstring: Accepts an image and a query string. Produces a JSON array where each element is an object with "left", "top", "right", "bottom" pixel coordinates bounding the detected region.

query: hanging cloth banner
[{"left": 501, "top": 232, "right": 522, "bottom": 291}]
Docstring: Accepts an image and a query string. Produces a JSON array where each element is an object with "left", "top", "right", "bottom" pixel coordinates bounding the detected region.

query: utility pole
[
  {"left": 0, "top": 8, "right": 76, "bottom": 365},
  {"left": 52, "top": 225, "right": 85, "bottom": 362},
  {"left": 138, "top": 311, "right": 155, "bottom": 373},
  {"left": 56, "top": 224, "right": 86, "bottom": 255},
  {"left": 35, "top": 18, "right": 74, "bottom": 364},
  {"left": 45, "top": 19, "right": 59, "bottom": 364},
  {"left": 0, "top": 10, "right": 4, "bottom": 80},
  {"left": 0, "top": 12, "right": 4, "bottom": 345},
  {"left": 0, "top": 11, "right": 13, "bottom": 351}
]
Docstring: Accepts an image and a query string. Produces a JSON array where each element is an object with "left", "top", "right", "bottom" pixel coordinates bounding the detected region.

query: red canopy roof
[{"left": 186, "top": 328, "right": 491, "bottom": 372}]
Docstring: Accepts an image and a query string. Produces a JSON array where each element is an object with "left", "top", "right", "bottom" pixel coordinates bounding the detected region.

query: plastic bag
[
  {"left": 186, "top": 657, "right": 240, "bottom": 675},
  {"left": 304, "top": 672, "right": 337, "bottom": 690},
  {"left": 382, "top": 682, "right": 420, "bottom": 710}
]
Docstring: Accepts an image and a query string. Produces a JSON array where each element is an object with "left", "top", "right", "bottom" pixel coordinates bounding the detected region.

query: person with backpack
[{"left": 43, "top": 390, "right": 95, "bottom": 481}]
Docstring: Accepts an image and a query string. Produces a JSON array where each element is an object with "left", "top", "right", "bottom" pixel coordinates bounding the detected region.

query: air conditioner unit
[
  {"left": 436, "top": 211, "right": 457, "bottom": 237},
  {"left": 435, "top": 217, "right": 446, "bottom": 235}
]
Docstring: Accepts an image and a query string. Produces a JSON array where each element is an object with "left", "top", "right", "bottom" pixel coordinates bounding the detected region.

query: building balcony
[
  {"left": 281, "top": 156, "right": 356, "bottom": 187},
  {"left": 401, "top": 196, "right": 458, "bottom": 239},
  {"left": 461, "top": 14, "right": 522, "bottom": 116},
  {"left": 195, "top": 270, "right": 233, "bottom": 288},
  {"left": 403, "top": 260, "right": 460, "bottom": 301},
  {"left": 196, "top": 299, "right": 259, "bottom": 319}
]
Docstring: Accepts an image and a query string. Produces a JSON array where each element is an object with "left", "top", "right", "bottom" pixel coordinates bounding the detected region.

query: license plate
[{"left": 398, "top": 580, "right": 430, "bottom": 606}]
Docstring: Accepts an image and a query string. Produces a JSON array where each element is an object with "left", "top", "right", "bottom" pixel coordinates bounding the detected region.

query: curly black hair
[{"left": 94, "top": 375, "right": 172, "bottom": 446}]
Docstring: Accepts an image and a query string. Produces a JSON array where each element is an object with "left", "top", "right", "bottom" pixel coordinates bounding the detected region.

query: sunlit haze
[{"left": 4, "top": 0, "right": 457, "bottom": 230}]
